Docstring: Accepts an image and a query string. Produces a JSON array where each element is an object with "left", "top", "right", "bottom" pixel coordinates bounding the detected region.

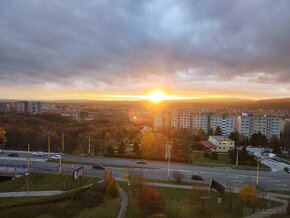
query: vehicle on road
[
  {"left": 272, "top": 157, "right": 282, "bottom": 162},
  {"left": 284, "top": 167, "right": 290, "bottom": 173},
  {"left": 32, "top": 151, "right": 44, "bottom": 156},
  {"left": 191, "top": 175, "right": 204, "bottom": 181},
  {"left": 92, "top": 164, "right": 105, "bottom": 170},
  {"left": 268, "top": 153, "right": 276, "bottom": 159},
  {"left": 8, "top": 153, "right": 19, "bottom": 157},
  {"left": 0, "top": 149, "right": 4, "bottom": 154},
  {"left": 50, "top": 154, "right": 61, "bottom": 160},
  {"left": 136, "top": 159, "right": 146, "bottom": 164}
]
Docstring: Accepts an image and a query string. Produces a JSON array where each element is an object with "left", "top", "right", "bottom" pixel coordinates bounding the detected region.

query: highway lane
[{"left": 0, "top": 156, "right": 289, "bottom": 192}]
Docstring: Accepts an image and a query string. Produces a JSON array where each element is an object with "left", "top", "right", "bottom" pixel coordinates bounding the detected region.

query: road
[{"left": 0, "top": 150, "right": 290, "bottom": 192}]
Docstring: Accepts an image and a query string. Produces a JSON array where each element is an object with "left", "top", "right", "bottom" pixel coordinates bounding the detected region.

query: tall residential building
[
  {"left": 17, "top": 101, "right": 28, "bottom": 113},
  {"left": 171, "top": 110, "right": 179, "bottom": 129},
  {"left": 28, "top": 101, "right": 42, "bottom": 114},
  {"left": 237, "top": 113, "right": 281, "bottom": 139},
  {"left": 192, "top": 114, "right": 209, "bottom": 133},
  {"left": 153, "top": 111, "right": 171, "bottom": 131},
  {"left": 0, "top": 104, "right": 7, "bottom": 113},
  {"left": 178, "top": 112, "right": 191, "bottom": 129},
  {"left": 210, "top": 115, "right": 236, "bottom": 136}
]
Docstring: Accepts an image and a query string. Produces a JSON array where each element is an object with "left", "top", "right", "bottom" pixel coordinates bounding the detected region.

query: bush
[
  {"left": 171, "top": 171, "right": 185, "bottom": 183},
  {"left": 203, "top": 152, "right": 210, "bottom": 158},
  {"left": 240, "top": 183, "right": 259, "bottom": 205},
  {"left": 137, "top": 185, "right": 163, "bottom": 215},
  {"left": 210, "top": 152, "right": 218, "bottom": 160}
]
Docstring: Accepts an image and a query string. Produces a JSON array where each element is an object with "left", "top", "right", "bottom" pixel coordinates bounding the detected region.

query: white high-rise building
[
  {"left": 178, "top": 112, "right": 191, "bottom": 129},
  {"left": 171, "top": 110, "right": 179, "bottom": 129},
  {"left": 192, "top": 114, "right": 209, "bottom": 133},
  {"left": 28, "top": 102, "right": 42, "bottom": 114},
  {"left": 153, "top": 111, "right": 171, "bottom": 131},
  {"left": 237, "top": 114, "right": 281, "bottom": 139},
  {"left": 210, "top": 115, "right": 236, "bottom": 136}
]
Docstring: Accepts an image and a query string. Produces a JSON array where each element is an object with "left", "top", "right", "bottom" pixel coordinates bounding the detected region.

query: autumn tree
[
  {"left": 0, "top": 127, "right": 7, "bottom": 146},
  {"left": 137, "top": 185, "right": 163, "bottom": 215},
  {"left": 172, "top": 170, "right": 185, "bottom": 183},
  {"left": 133, "top": 141, "right": 140, "bottom": 153},
  {"left": 240, "top": 183, "right": 259, "bottom": 205},
  {"left": 140, "top": 129, "right": 154, "bottom": 154},
  {"left": 117, "top": 141, "right": 126, "bottom": 154}
]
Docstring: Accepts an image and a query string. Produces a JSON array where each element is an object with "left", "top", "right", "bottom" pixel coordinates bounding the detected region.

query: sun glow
[{"left": 148, "top": 90, "right": 166, "bottom": 103}]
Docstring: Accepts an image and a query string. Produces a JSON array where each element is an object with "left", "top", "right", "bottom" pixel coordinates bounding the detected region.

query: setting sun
[{"left": 148, "top": 90, "right": 166, "bottom": 103}]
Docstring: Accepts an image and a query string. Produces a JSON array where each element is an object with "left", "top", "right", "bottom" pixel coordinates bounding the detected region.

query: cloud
[{"left": 0, "top": 0, "right": 290, "bottom": 98}]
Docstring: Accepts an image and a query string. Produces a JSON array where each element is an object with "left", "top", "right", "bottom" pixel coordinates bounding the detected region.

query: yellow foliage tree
[
  {"left": 141, "top": 130, "right": 154, "bottom": 154},
  {"left": 240, "top": 183, "right": 259, "bottom": 205},
  {"left": 0, "top": 127, "right": 7, "bottom": 146}
]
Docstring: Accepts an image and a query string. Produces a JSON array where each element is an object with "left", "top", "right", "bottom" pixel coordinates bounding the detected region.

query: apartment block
[{"left": 153, "top": 111, "right": 171, "bottom": 131}]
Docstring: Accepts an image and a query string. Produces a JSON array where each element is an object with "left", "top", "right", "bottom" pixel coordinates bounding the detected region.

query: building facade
[
  {"left": 153, "top": 111, "right": 171, "bottom": 131},
  {"left": 237, "top": 113, "right": 281, "bottom": 139}
]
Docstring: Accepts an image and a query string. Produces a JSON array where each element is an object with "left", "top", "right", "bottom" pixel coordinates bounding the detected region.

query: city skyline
[{"left": 1, "top": 1, "right": 290, "bottom": 100}]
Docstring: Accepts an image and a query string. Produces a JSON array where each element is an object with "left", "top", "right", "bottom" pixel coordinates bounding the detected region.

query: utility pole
[
  {"left": 62, "top": 132, "right": 65, "bottom": 153},
  {"left": 236, "top": 148, "right": 239, "bottom": 167},
  {"left": 27, "top": 143, "right": 30, "bottom": 171},
  {"left": 48, "top": 131, "right": 51, "bottom": 159},
  {"left": 255, "top": 157, "right": 261, "bottom": 189},
  {"left": 59, "top": 148, "right": 62, "bottom": 174},
  {"left": 88, "top": 136, "right": 91, "bottom": 155},
  {"left": 166, "top": 141, "right": 172, "bottom": 181}
]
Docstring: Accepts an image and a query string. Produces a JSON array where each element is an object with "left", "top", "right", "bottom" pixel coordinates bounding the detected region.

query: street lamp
[
  {"left": 86, "top": 136, "right": 91, "bottom": 155},
  {"left": 57, "top": 147, "right": 62, "bottom": 174},
  {"left": 255, "top": 157, "right": 261, "bottom": 189},
  {"left": 165, "top": 141, "right": 172, "bottom": 181}
]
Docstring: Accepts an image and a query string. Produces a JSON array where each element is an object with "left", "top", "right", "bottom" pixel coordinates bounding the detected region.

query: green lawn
[
  {"left": 144, "top": 178, "right": 209, "bottom": 187},
  {"left": 0, "top": 173, "right": 98, "bottom": 192},
  {"left": 189, "top": 152, "right": 270, "bottom": 171},
  {"left": 120, "top": 182, "right": 282, "bottom": 218},
  {"left": 0, "top": 197, "right": 44, "bottom": 207},
  {"left": 0, "top": 183, "right": 120, "bottom": 218}
]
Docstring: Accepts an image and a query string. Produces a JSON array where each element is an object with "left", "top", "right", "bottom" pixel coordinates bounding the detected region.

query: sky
[{"left": 0, "top": 0, "right": 290, "bottom": 100}]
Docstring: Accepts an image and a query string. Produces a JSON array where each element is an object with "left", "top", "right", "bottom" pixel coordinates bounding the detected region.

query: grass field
[
  {"left": 120, "top": 182, "right": 283, "bottom": 218},
  {"left": 0, "top": 197, "right": 44, "bottom": 207},
  {"left": 0, "top": 183, "right": 120, "bottom": 218},
  {"left": 189, "top": 152, "right": 270, "bottom": 170},
  {"left": 0, "top": 173, "right": 99, "bottom": 192}
]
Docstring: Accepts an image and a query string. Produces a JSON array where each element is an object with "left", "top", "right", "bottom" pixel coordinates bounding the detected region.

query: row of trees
[{"left": 0, "top": 113, "right": 140, "bottom": 153}]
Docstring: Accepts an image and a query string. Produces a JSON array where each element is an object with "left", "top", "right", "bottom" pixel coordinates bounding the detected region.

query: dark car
[
  {"left": 92, "top": 164, "right": 105, "bottom": 170},
  {"left": 8, "top": 153, "right": 19, "bottom": 157},
  {"left": 191, "top": 175, "right": 204, "bottom": 181},
  {"left": 284, "top": 167, "right": 290, "bottom": 173}
]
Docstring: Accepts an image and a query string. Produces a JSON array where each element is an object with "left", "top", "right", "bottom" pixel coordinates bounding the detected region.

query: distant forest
[{"left": 0, "top": 113, "right": 140, "bottom": 153}]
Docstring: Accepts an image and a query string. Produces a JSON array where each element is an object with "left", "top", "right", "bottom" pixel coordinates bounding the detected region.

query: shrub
[
  {"left": 137, "top": 185, "right": 163, "bottom": 215},
  {"left": 240, "top": 183, "right": 259, "bottom": 205},
  {"left": 210, "top": 152, "right": 218, "bottom": 160},
  {"left": 203, "top": 152, "right": 210, "bottom": 158},
  {"left": 171, "top": 170, "right": 185, "bottom": 183}
]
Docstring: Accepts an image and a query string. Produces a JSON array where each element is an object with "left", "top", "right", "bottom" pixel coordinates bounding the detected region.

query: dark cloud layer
[{"left": 0, "top": 0, "right": 290, "bottom": 97}]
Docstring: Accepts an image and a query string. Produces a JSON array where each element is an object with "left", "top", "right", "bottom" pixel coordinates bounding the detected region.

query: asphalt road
[{"left": 0, "top": 150, "right": 290, "bottom": 192}]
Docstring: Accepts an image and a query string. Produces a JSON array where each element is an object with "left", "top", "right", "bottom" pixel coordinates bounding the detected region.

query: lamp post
[
  {"left": 236, "top": 147, "right": 239, "bottom": 167},
  {"left": 57, "top": 147, "right": 62, "bottom": 174},
  {"left": 165, "top": 141, "right": 172, "bottom": 181},
  {"left": 47, "top": 131, "right": 51, "bottom": 159},
  {"left": 86, "top": 136, "right": 91, "bottom": 155},
  {"left": 27, "top": 143, "right": 30, "bottom": 172},
  {"left": 255, "top": 157, "right": 261, "bottom": 189}
]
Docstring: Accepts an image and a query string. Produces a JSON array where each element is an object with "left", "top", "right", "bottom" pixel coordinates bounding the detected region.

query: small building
[{"left": 208, "top": 135, "right": 235, "bottom": 152}]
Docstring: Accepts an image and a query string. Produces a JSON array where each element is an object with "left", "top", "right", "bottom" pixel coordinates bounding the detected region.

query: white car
[
  {"left": 32, "top": 151, "right": 44, "bottom": 156},
  {"left": 0, "top": 149, "right": 4, "bottom": 154},
  {"left": 51, "top": 154, "right": 61, "bottom": 160}
]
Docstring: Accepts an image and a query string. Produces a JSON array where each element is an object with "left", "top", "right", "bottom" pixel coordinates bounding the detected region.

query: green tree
[
  {"left": 106, "top": 145, "right": 114, "bottom": 154},
  {"left": 250, "top": 132, "right": 268, "bottom": 147},
  {"left": 208, "top": 128, "right": 214, "bottom": 136},
  {"left": 117, "top": 142, "right": 126, "bottom": 154},
  {"left": 269, "top": 135, "right": 281, "bottom": 154},
  {"left": 133, "top": 141, "right": 140, "bottom": 153},
  {"left": 215, "top": 126, "right": 223, "bottom": 136},
  {"left": 229, "top": 132, "right": 239, "bottom": 145}
]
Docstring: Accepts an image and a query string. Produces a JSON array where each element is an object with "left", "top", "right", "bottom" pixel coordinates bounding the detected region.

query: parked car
[
  {"left": 0, "top": 149, "right": 4, "bottom": 154},
  {"left": 191, "top": 174, "right": 204, "bottom": 181},
  {"left": 272, "top": 157, "right": 282, "bottom": 162},
  {"left": 92, "top": 164, "right": 105, "bottom": 170},
  {"left": 284, "top": 167, "right": 290, "bottom": 173},
  {"left": 8, "top": 153, "right": 19, "bottom": 157},
  {"left": 32, "top": 151, "right": 44, "bottom": 156},
  {"left": 50, "top": 154, "right": 61, "bottom": 160},
  {"left": 136, "top": 159, "right": 147, "bottom": 164}
]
